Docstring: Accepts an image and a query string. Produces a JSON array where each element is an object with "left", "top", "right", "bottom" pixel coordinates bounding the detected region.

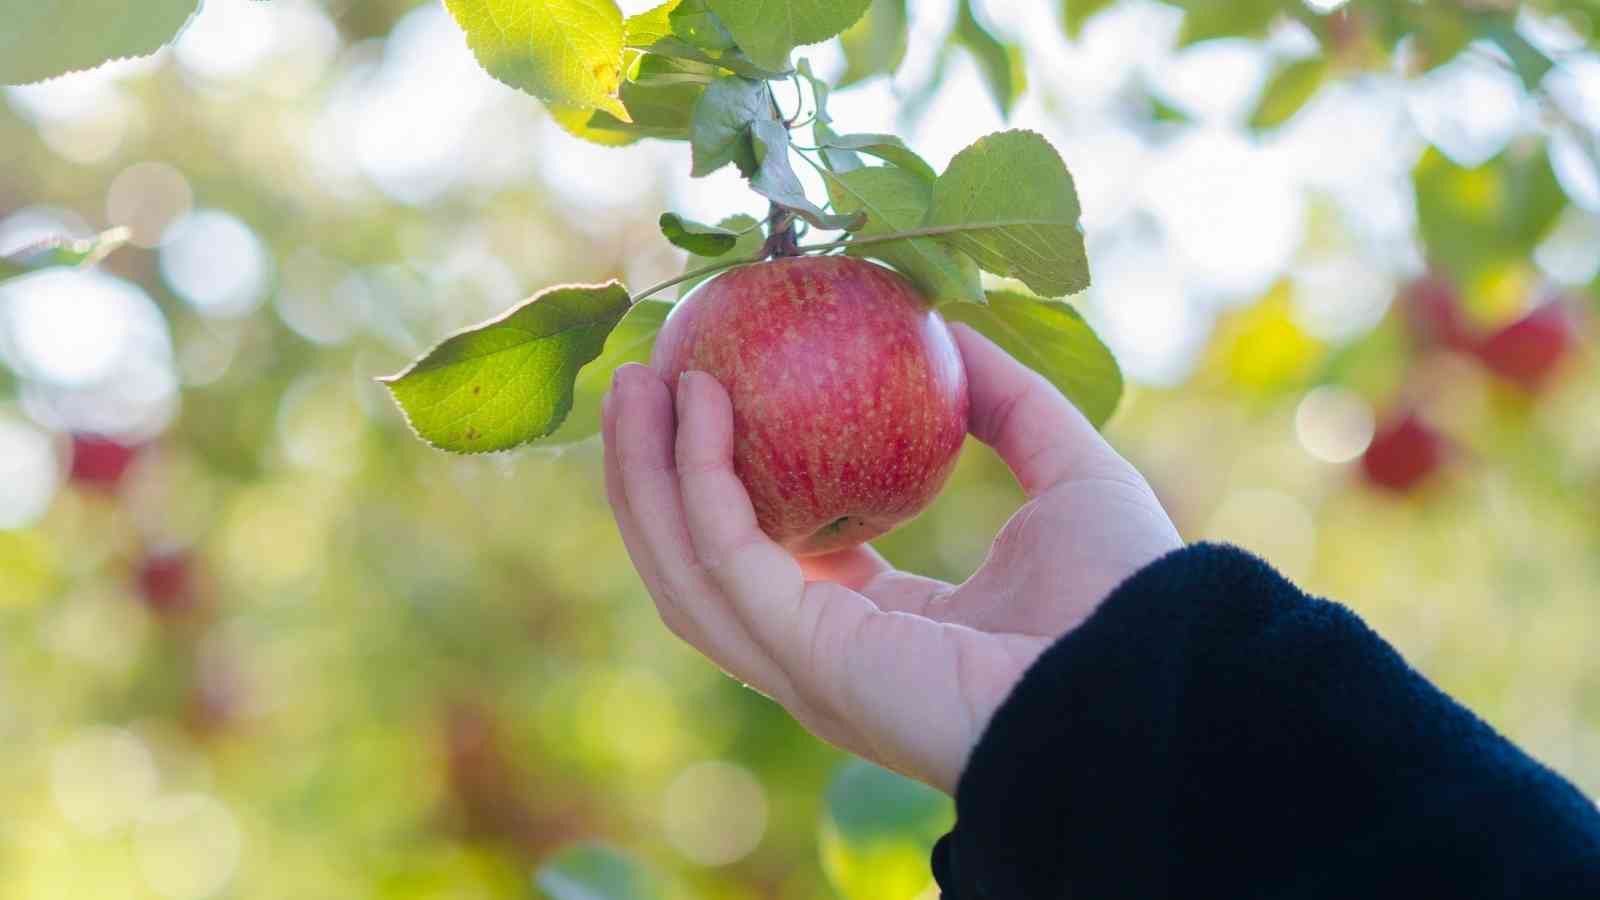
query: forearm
[{"left": 933, "top": 544, "right": 1600, "bottom": 898}]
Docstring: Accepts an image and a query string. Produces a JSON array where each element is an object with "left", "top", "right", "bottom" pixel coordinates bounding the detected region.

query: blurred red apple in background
[
  {"left": 137, "top": 549, "right": 202, "bottom": 618},
  {"left": 69, "top": 434, "right": 140, "bottom": 489},
  {"left": 652, "top": 256, "right": 969, "bottom": 556},
  {"left": 1473, "top": 301, "right": 1577, "bottom": 393},
  {"left": 1400, "top": 272, "right": 1475, "bottom": 352},
  {"left": 1362, "top": 412, "right": 1448, "bottom": 494}
]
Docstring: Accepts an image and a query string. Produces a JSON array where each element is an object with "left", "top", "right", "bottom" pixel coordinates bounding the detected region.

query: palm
[{"left": 604, "top": 325, "right": 1180, "bottom": 793}]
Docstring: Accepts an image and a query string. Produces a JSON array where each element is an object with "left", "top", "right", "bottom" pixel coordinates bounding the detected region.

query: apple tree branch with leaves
[{"left": 371, "top": 0, "right": 1120, "bottom": 454}]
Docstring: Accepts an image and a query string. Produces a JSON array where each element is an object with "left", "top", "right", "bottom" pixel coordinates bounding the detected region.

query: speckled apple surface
[{"left": 652, "top": 256, "right": 970, "bottom": 556}]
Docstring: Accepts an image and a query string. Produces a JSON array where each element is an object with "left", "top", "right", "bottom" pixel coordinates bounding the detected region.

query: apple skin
[
  {"left": 1361, "top": 412, "right": 1447, "bottom": 494},
  {"left": 1473, "top": 302, "right": 1575, "bottom": 393},
  {"left": 651, "top": 256, "right": 969, "bottom": 556},
  {"left": 69, "top": 434, "right": 139, "bottom": 489}
]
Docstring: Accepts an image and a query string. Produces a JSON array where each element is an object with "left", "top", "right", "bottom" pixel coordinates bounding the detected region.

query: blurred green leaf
[
  {"left": 1175, "top": 0, "right": 1281, "bottom": 45},
  {"left": 689, "top": 74, "right": 769, "bottom": 176},
  {"left": 0, "top": 227, "right": 130, "bottom": 281},
  {"left": 815, "top": 132, "right": 936, "bottom": 181},
  {"left": 381, "top": 282, "right": 632, "bottom": 453},
  {"left": 751, "top": 119, "right": 864, "bottom": 229},
  {"left": 1479, "top": 17, "right": 1554, "bottom": 91},
  {"left": 443, "top": 0, "right": 630, "bottom": 118},
  {"left": 535, "top": 844, "right": 664, "bottom": 900},
  {"left": 821, "top": 762, "right": 951, "bottom": 900},
  {"left": 678, "top": 213, "right": 764, "bottom": 297},
  {"left": 706, "top": 0, "right": 872, "bottom": 72},
  {"left": 838, "top": 0, "right": 908, "bottom": 87},
  {"left": 927, "top": 129, "right": 1090, "bottom": 298},
  {"left": 531, "top": 300, "right": 672, "bottom": 446},
  {"left": 944, "top": 290, "right": 1123, "bottom": 427},
  {"left": 954, "top": 0, "right": 1026, "bottom": 117},
  {"left": 659, "top": 213, "right": 741, "bottom": 255},
  {"left": 824, "top": 165, "right": 985, "bottom": 304},
  {"left": 1249, "top": 58, "right": 1329, "bottom": 131},
  {"left": 671, "top": 0, "right": 737, "bottom": 50},
  {"left": 0, "top": 0, "right": 199, "bottom": 85},
  {"left": 1062, "top": 0, "right": 1117, "bottom": 38},
  {"left": 1414, "top": 144, "right": 1566, "bottom": 282}
]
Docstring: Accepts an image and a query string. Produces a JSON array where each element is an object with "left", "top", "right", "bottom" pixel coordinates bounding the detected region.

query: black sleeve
[{"left": 931, "top": 543, "right": 1600, "bottom": 899}]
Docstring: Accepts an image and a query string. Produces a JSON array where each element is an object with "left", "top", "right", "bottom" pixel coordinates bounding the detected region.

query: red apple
[
  {"left": 69, "top": 434, "right": 139, "bottom": 489},
  {"left": 1473, "top": 301, "right": 1576, "bottom": 393},
  {"left": 1361, "top": 412, "right": 1447, "bottom": 493},
  {"left": 137, "top": 550, "right": 201, "bottom": 618},
  {"left": 1400, "top": 273, "right": 1474, "bottom": 352},
  {"left": 651, "top": 256, "right": 969, "bottom": 556}
]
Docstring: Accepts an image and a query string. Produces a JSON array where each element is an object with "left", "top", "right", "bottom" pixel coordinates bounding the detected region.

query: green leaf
[
  {"left": 380, "top": 282, "right": 632, "bottom": 454},
  {"left": 838, "top": 0, "right": 908, "bottom": 87},
  {"left": 954, "top": 0, "right": 1026, "bottom": 117},
  {"left": 443, "top": 0, "right": 630, "bottom": 119},
  {"left": 1249, "top": 57, "right": 1328, "bottom": 131},
  {"left": 534, "top": 844, "right": 663, "bottom": 900},
  {"left": 1062, "top": 0, "right": 1116, "bottom": 38},
  {"left": 0, "top": 227, "right": 131, "bottom": 281},
  {"left": 815, "top": 132, "right": 936, "bottom": 181},
  {"left": 750, "top": 120, "right": 865, "bottom": 230},
  {"left": 670, "top": 0, "right": 737, "bottom": 50},
  {"left": 634, "top": 36, "right": 780, "bottom": 79},
  {"left": 0, "top": 0, "right": 200, "bottom": 85},
  {"left": 548, "top": 105, "right": 642, "bottom": 146},
  {"left": 659, "top": 213, "right": 741, "bottom": 255},
  {"left": 706, "top": 0, "right": 873, "bottom": 72},
  {"left": 624, "top": 0, "right": 678, "bottom": 47},
  {"left": 820, "top": 762, "right": 951, "bottom": 900},
  {"left": 677, "top": 214, "right": 764, "bottom": 297},
  {"left": 941, "top": 290, "right": 1123, "bottom": 427},
  {"left": 689, "top": 74, "right": 769, "bottom": 177},
  {"left": 1174, "top": 0, "right": 1281, "bottom": 46},
  {"left": 926, "top": 130, "right": 1090, "bottom": 298},
  {"left": 824, "top": 166, "right": 985, "bottom": 304},
  {"left": 815, "top": 122, "right": 866, "bottom": 173},
  {"left": 530, "top": 300, "right": 671, "bottom": 446}
]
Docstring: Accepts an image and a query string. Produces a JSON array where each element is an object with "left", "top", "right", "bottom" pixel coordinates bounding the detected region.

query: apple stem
[{"left": 762, "top": 203, "right": 801, "bottom": 258}]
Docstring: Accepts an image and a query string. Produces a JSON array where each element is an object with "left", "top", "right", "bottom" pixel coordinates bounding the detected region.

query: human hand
[{"left": 602, "top": 324, "right": 1182, "bottom": 793}]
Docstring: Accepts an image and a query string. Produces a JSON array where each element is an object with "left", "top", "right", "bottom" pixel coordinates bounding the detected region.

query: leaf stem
[
  {"left": 632, "top": 253, "right": 767, "bottom": 303},
  {"left": 632, "top": 219, "right": 1060, "bottom": 303}
]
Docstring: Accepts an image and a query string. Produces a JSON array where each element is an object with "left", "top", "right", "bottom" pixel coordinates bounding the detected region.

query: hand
[{"left": 602, "top": 324, "right": 1182, "bottom": 793}]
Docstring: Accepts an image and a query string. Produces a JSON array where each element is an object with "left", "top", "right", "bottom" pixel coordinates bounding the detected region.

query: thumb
[{"left": 950, "top": 322, "right": 1134, "bottom": 497}]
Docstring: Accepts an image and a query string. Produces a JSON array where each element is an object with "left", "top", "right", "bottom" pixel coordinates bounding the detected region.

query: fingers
[
  {"left": 951, "top": 323, "right": 1131, "bottom": 498},
  {"left": 605, "top": 365, "right": 807, "bottom": 705},
  {"left": 673, "top": 371, "right": 808, "bottom": 609}
]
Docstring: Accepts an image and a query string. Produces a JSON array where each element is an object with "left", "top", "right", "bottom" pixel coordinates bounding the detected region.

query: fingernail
[{"left": 675, "top": 370, "right": 693, "bottom": 415}]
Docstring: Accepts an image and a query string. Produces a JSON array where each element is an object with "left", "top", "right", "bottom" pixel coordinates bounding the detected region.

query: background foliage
[{"left": 2, "top": 0, "right": 1599, "bottom": 898}]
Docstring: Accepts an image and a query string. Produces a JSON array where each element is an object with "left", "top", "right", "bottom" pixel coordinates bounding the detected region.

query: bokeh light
[
  {"left": 662, "top": 761, "right": 769, "bottom": 866},
  {"left": 160, "top": 210, "right": 271, "bottom": 318},
  {"left": 50, "top": 726, "right": 160, "bottom": 836}
]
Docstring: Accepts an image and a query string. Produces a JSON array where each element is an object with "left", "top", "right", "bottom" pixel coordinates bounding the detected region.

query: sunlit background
[{"left": 2, "top": 0, "right": 1598, "bottom": 897}]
